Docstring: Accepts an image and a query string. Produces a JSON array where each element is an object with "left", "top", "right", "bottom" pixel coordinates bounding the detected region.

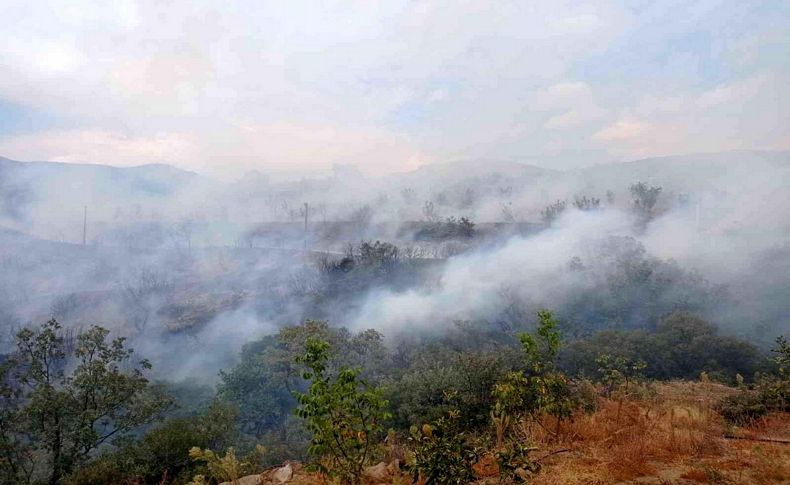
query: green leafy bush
[
  {"left": 716, "top": 391, "right": 768, "bottom": 424},
  {"left": 561, "top": 312, "right": 761, "bottom": 382},
  {"left": 294, "top": 337, "right": 390, "bottom": 484},
  {"left": 65, "top": 401, "right": 239, "bottom": 485},
  {"left": 495, "top": 442, "right": 540, "bottom": 482},
  {"left": 2, "top": 319, "right": 172, "bottom": 484},
  {"left": 493, "top": 310, "right": 580, "bottom": 436},
  {"left": 407, "top": 410, "right": 477, "bottom": 484}
]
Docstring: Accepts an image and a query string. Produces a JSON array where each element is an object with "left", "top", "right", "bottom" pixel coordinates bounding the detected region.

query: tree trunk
[{"left": 49, "top": 421, "right": 62, "bottom": 485}]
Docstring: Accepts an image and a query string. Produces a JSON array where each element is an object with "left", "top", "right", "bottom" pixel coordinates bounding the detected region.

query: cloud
[
  {"left": 0, "top": 129, "right": 197, "bottom": 166},
  {"left": 590, "top": 71, "right": 790, "bottom": 159},
  {"left": 0, "top": 1, "right": 788, "bottom": 174},
  {"left": 0, "top": 123, "right": 425, "bottom": 178},
  {"left": 592, "top": 119, "right": 652, "bottom": 142}
]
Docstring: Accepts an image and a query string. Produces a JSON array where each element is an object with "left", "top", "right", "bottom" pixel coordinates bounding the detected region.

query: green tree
[
  {"left": 493, "top": 311, "right": 577, "bottom": 437},
  {"left": 0, "top": 358, "right": 36, "bottom": 484},
  {"left": 573, "top": 195, "right": 601, "bottom": 211},
  {"left": 629, "top": 182, "right": 662, "bottom": 221},
  {"left": 773, "top": 336, "right": 790, "bottom": 374},
  {"left": 219, "top": 321, "right": 387, "bottom": 444},
  {"left": 596, "top": 353, "right": 647, "bottom": 423},
  {"left": 293, "top": 337, "right": 390, "bottom": 484},
  {"left": 3, "top": 319, "right": 171, "bottom": 484},
  {"left": 65, "top": 401, "right": 239, "bottom": 485},
  {"left": 540, "top": 200, "right": 567, "bottom": 225}
]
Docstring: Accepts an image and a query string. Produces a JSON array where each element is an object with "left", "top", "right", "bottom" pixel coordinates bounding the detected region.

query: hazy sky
[{"left": 1, "top": 0, "right": 788, "bottom": 178}]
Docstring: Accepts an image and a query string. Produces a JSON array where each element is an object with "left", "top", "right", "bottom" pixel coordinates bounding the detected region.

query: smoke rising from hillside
[{"left": 0, "top": 151, "right": 788, "bottom": 380}]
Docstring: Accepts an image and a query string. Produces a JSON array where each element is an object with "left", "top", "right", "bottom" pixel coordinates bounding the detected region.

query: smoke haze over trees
[{"left": 1, "top": 2, "right": 790, "bottom": 480}]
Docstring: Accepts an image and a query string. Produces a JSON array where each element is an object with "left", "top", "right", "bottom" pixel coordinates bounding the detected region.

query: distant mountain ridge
[
  {"left": 0, "top": 156, "right": 216, "bottom": 224},
  {"left": 2, "top": 149, "right": 788, "bottom": 224},
  {"left": 573, "top": 150, "right": 790, "bottom": 193},
  {"left": 0, "top": 156, "right": 204, "bottom": 196}
]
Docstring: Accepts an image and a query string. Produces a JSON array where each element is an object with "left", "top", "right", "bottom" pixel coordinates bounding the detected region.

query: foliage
[
  {"left": 293, "top": 337, "right": 390, "bottom": 484},
  {"left": 407, "top": 410, "right": 477, "bottom": 485},
  {"left": 218, "top": 320, "right": 387, "bottom": 446},
  {"left": 595, "top": 353, "right": 646, "bottom": 396},
  {"left": 354, "top": 240, "right": 400, "bottom": 271},
  {"left": 495, "top": 442, "right": 540, "bottom": 482},
  {"left": 520, "top": 310, "right": 562, "bottom": 374},
  {"left": 1, "top": 319, "right": 172, "bottom": 484},
  {"left": 541, "top": 200, "right": 566, "bottom": 225},
  {"left": 384, "top": 347, "right": 517, "bottom": 431},
  {"left": 561, "top": 236, "right": 724, "bottom": 333},
  {"left": 629, "top": 182, "right": 662, "bottom": 220},
  {"left": 573, "top": 195, "right": 601, "bottom": 211},
  {"left": 186, "top": 444, "right": 265, "bottom": 485},
  {"left": 65, "top": 401, "right": 239, "bottom": 485},
  {"left": 493, "top": 311, "right": 579, "bottom": 436},
  {"left": 349, "top": 205, "right": 373, "bottom": 230},
  {"left": 561, "top": 312, "right": 762, "bottom": 382},
  {"left": 716, "top": 391, "right": 768, "bottom": 424},
  {"left": 773, "top": 336, "right": 790, "bottom": 374},
  {"left": 422, "top": 200, "right": 438, "bottom": 222},
  {"left": 0, "top": 358, "right": 34, "bottom": 485},
  {"left": 718, "top": 335, "right": 790, "bottom": 424},
  {"left": 415, "top": 216, "right": 475, "bottom": 241}
]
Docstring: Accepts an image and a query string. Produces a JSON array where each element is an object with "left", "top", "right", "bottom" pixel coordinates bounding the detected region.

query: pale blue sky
[{"left": 0, "top": 0, "right": 788, "bottom": 177}]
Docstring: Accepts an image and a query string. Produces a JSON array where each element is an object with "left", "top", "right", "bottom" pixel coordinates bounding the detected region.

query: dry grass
[
  {"left": 527, "top": 381, "right": 790, "bottom": 485},
  {"left": 260, "top": 381, "right": 790, "bottom": 484}
]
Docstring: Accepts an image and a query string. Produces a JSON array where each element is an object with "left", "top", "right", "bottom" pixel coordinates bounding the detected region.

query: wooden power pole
[
  {"left": 82, "top": 206, "right": 87, "bottom": 245},
  {"left": 303, "top": 202, "right": 309, "bottom": 251}
]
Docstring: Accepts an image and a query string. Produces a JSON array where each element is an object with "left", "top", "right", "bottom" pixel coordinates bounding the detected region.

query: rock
[
  {"left": 271, "top": 463, "right": 293, "bottom": 483},
  {"left": 386, "top": 460, "right": 400, "bottom": 475},
  {"left": 363, "top": 462, "right": 390, "bottom": 482},
  {"left": 219, "top": 475, "right": 262, "bottom": 485}
]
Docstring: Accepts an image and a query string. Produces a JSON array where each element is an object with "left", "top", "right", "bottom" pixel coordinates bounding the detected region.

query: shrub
[
  {"left": 716, "top": 391, "right": 768, "bottom": 424},
  {"left": 494, "top": 310, "right": 579, "bottom": 436},
  {"left": 65, "top": 401, "right": 239, "bottom": 485},
  {"left": 407, "top": 410, "right": 477, "bottom": 484},
  {"left": 495, "top": 442, "right": 541, "bottom": 482},
  {"left": 716, "top": 336, "right": 790, "bottom": 424},
  {"left": 2, "top": 320, "right": 172, "bottom": 484},
  {"left": 186, "top": 445, "right": 265, "bottom": 485},
  {"left": 560, "top": 312, "right": 762, "bottom": 382},
  {"left": 384, "top": 348, "right": 515, "bottom": 431},
  {"left": 294, "top": 337, "right": 390, "bottom": 484},
  {"left": 541, "top": 200, "right": 567, "bottom": 225},
  {"left": 219, "top": 320, "right": 388, "bottom": 442}
]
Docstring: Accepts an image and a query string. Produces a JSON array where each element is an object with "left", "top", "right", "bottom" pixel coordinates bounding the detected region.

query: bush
[
  {"left": 407, "top": 410, "right": 477, "bottom": 484},
  {"left": 716, "top": 391, "right": 768, "bottom": 424},
  {"left": 493, "top": 310, "right": 581, "bottom": 436},
  {"left": 294, "top": 337, "right": 390, "bottom": 484},
  {"left": 560, "top": 312, "right": 762, "bottom": 382},
  {"left": 218, "top": 321, "right": 388, "bottom": 442},
  {"left": 65, "top": 401, "right": 238, "bottom": 485},
  {"left": 716, "top": 336, "right": 790, "bottom": 424},
  {"left": 384, "top": 349, "right": 515, "bottom": 431},
  {"left": 186, "top": 445, "right": 266, "bottom": 485},
  {"left": 3, "top": 320, "right": 172, "bottom": 484}
]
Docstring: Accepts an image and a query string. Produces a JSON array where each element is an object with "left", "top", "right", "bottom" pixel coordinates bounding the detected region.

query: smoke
[
  {"left": 0, "top": 150, "right": 788, "bottom": 380},
  {"left": 349, "top": 209, "right": 633, "bottom": 333}
]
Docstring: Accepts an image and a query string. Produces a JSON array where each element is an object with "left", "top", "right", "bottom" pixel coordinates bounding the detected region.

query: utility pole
[
  {"left": 82, "top": 206, "right": 87, "bottom": 245},
  {"left": 303, "top": 202, "right": 309, "bottom": 251},
  {"left": 695, "top": 202, "right": 700, "bottom": 233}
]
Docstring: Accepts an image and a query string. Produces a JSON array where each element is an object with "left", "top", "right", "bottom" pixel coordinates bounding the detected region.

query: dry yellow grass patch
[{"left": 528, "top": 381, "right": 790, "bottom": 484}]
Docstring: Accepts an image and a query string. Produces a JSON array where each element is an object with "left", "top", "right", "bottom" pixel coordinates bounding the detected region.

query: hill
[{"left": 0, "top": 156, "right": 216, "bottom": 224}]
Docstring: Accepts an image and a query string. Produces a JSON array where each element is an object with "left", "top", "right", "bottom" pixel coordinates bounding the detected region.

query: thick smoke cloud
[{"left": 0, "top": 150, "right": 788, "bottom": 380}]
